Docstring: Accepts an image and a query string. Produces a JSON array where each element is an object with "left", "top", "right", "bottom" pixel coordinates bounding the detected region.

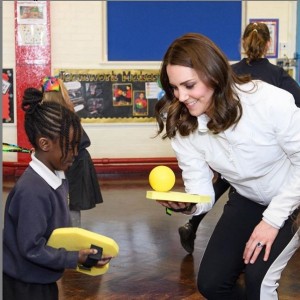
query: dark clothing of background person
[
  {"left": 231, "top": 58, "right": 300, "bottom": 107},
  {"left": 66, "top": 128, "right": 103, "bottom": 211}
]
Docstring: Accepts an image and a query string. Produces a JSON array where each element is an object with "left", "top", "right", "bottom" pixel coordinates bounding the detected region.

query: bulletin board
[
  {"left": 107, "top": 1, "right": 242, "bottom": 61},
  {"left": 56, "top": 69, "right": 164, "bottom": 123}
]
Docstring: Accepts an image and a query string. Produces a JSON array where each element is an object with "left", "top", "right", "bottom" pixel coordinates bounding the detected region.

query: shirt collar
[
  {"left": 29, "top": 153, "right": 66, "bottom": 190},
  {"left": 197, "top": 114, "right": 210, "bottom": 133}
]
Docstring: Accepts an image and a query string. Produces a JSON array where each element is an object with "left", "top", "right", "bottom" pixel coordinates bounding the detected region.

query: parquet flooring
[{"left": 3, "top": 175, "right": 300, "bottom": 299}]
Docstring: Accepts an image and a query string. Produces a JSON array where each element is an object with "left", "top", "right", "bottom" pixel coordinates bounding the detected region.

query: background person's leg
[
  {"left": 69, "top": 210, "right": 81, "bottom": 227},
  {"left": 178, "top": 175, "right": 230, "bottom": 253}
]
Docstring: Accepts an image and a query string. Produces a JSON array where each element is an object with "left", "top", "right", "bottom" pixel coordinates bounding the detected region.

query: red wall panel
[{"left": 14, "top": 1, "right": 51, "bottom": 162}]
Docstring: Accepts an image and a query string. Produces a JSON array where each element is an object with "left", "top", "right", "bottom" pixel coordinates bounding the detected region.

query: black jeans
[
  {"left": 189, "top": 176, "right": 231, "bottom": 232},
  {"left": 197, "top": 191, "right": 299, "bottom": 300}
]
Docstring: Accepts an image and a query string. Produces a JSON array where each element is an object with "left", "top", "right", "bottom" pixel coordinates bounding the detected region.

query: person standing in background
[
  {"left": 232, "top": 22, "right": 300, "bottom": 105},
  {"left": 41, "top": 76, "right": 103, "bottom": 227},
  {"left": 178, "top": 22, "right": 300, "bottom": 254}
]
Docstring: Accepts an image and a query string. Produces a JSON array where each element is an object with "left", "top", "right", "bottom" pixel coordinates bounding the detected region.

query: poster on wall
[
  {"left": 17, "top": 24, "right": 47, "bottom": 46},
  {"left": 55, "top": 69, "right": 164, "bottom": 123},
  {"left": 249, "top": 18, "right": 279, "bottom": 58},
  {"left": 16, "top": 1, "right": 47, "bottom": 46},
  {"left": 17, "top": 1, "right": 47, "bottom": 25},
  {"left": 2, "top": 69, "right": 14, "bottom": 123}
]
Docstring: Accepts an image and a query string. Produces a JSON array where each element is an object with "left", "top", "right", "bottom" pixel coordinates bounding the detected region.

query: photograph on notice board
[
  {"left": 112, "top": 83, "right": 132, "bottom": 106},
  {"left": 133, "top": 91, "right": 148, "bottom": 116}
]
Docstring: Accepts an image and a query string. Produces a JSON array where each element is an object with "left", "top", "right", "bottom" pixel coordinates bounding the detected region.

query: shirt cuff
[{"left": 262, "top": 216, "right": 283, "bottom": 230}]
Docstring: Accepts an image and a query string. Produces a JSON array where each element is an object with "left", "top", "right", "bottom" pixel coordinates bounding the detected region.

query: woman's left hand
[
  {"left": 243, "top": 220, "right": 279, "bottom": 264},
  {"left": 156, "top": 200, "right": 196, "bottom": 214}
]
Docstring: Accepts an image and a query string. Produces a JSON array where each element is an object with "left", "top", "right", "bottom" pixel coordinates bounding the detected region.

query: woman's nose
[{"left": 177, "top": 89, "right": 189, "bottom": 102}]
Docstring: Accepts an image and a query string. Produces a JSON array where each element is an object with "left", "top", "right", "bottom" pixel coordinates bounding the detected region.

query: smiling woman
[{"left": 154, "top": 32, "right": 300, "bottom": 299}]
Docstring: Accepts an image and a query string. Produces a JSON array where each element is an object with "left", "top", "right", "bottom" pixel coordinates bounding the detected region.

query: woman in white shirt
[{"left": 155, "top": 33, "right": 300, "bottom": 300}]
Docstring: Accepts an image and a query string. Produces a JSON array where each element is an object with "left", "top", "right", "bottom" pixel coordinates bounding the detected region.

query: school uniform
[
  {"left": 3, "top": 154, "right": 78, "bottom": 300},
  {"left": 232, "top": 58, "right": 300, "bottom": 107}
]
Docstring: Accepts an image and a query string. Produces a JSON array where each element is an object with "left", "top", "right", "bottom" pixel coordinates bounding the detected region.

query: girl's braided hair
[{"left": 22, "top": 87, "right": 81, "bottom": 161}]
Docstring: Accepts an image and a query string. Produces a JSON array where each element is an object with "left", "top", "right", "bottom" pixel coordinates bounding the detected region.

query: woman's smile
[{"left": 184, "top": 99, "right": 199, "bottom": 107}]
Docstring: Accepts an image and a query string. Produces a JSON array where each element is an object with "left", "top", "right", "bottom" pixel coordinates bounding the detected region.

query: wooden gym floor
[{"left": 2, "top": 175, "right": 300, "bottom": 300}]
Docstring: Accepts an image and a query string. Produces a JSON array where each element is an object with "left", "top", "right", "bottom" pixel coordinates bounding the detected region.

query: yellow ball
[{"left": 149, "top": 166, "right": 176, "bottom": 192}]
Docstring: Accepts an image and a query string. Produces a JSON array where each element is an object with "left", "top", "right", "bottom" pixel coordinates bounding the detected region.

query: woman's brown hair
[{"left": 155, "top": 33, "right": 251, "bottom": 139}]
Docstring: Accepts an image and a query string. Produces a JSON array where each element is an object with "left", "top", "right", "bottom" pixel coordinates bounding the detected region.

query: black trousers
[
  {"left": 3, "top": 273, "right": 58, "bottom": 300},
  {"left": 197, "top": 191, "right": 299, "bottom": 300},
  {"left": 189, "top": 175, "right": 231, "bottom": 232}
]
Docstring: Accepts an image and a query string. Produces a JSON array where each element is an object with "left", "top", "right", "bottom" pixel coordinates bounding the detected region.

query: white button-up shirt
[{"left": 171, "top": 81, "right": 300, "bottom": 229}]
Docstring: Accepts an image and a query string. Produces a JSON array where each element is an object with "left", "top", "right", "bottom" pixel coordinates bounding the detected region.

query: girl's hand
[
  {"left": 78, "top": 248, "right": 113, "bottom": 268},
  {"left": 95, "top": 256, "right": 113, "bottom": 267}
]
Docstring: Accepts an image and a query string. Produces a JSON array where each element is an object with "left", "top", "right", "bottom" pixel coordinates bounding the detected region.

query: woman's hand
[
  {"left": 156, "top": 200, "right": 196, "bottom": 214},
  {"left": 243, "top": 220, "right": 279, "bottom": 264}
]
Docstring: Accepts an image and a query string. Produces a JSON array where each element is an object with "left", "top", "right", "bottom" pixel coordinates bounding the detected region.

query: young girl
[
  {"left": 3, "top": 88, "right": 111, "bottom": 300},
  {"left": 155, "top": 33, "right": 300, "bottom": 299},
  {"left": 40, "top": 76, "right": 103, "bottom": 227}
]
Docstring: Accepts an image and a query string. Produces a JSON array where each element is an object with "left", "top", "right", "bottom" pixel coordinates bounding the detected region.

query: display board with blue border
[{"left": 107, "top": 1, "right": 242, "bottom": 61}]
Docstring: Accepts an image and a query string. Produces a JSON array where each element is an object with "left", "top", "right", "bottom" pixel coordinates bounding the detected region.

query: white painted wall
[{"left": 3, "top": 1, "right": 298, "bottom": 161}]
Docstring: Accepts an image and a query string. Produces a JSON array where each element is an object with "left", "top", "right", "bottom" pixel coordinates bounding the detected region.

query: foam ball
[{"left": 149, "top": 166, "right": 176, "bottom": 192}]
